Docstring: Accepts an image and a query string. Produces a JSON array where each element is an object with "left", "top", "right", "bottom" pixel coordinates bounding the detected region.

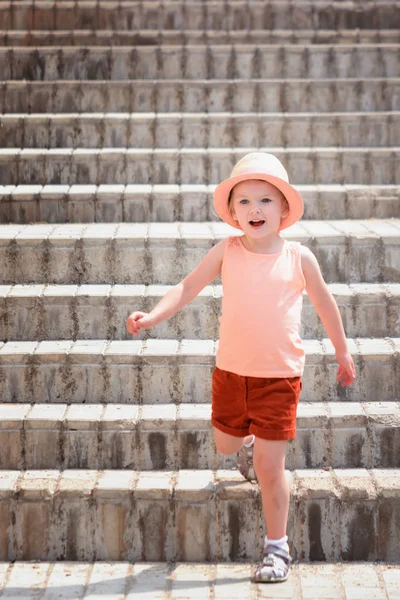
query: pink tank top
[{"left": 216, "top": 236, "right": 306, "bottom": 378}]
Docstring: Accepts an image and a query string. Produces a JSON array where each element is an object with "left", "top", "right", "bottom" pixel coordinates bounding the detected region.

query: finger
[
  {"left": 348, "top": 369, "right": 356, "bottom": 382},
  {"left": 128, "top": 323, "right": 139, "bottom": 335},
  {"left": 344, "top": 365, "right": 356, "bottom": 381},
  {"left": 336, "top": 368, "right": 345, "bottom": 381},
  {"left": 337, "top": 364, "right": 350, "bottom": 376},
  {"left": 127, "top": 320, "right": 136, "bottom": 332},
  {"left": 341, "top": 372, "right": 355, "bottom": 386},
  {"left": 338, "top": 369, "right": 352, "bottom": 384},
  {"left": 341, "top": 374, "right": 350, "bottom": 386}
]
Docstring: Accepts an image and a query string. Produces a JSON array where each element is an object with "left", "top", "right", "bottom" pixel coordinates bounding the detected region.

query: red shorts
[{"left": 211, "top": 366, "right": 302, "bottom": 441}]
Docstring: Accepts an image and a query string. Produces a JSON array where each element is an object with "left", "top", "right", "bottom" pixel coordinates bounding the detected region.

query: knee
[
  {"left": 213, "top": 427, "right": 244, "bottom": 455},
  {"left": 254, "top": 455, "right": 285, "bottom": 481},
  {"left": 215, "top": 440, "right": 241, "bottom": 455},
  {"left": 216, "top": 444, "right": 231, "bottom": 456}
]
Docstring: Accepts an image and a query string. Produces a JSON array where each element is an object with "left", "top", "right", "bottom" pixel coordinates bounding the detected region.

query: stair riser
[
  {"left": 2, "top": 290, "right": 399, "bottom": 340},
  {"left": 3, "top": 80, "right": 400, "bottom": 114},
  {"left": 0, "top": 353, "right": 398, "bottom": 404},
  {"left": 2, "top": 114, "right": 399, "bottom": 149},
  {"left": 1, "top": 419, "right": 399, "bottom": 471},
  {"left": 1, "top": 235, "right": 399, "bottom": 284},
  {"left": 2, "top": 46, "right": 399, "bottom": 81},
  {"left": 0, "top": 149, "right": 399, "bottom": 186},
  {"left": 2, "top": 187, "right": 400, "bottom": 223},
  {"left": 4, "top": 3, "right": 400, "bottom": 31},
  {"left": 2, "top": 29, "right": 400, "bottom": 47},
  {"left": 0, "top": 470, "right": 398, "bottom": 562}
]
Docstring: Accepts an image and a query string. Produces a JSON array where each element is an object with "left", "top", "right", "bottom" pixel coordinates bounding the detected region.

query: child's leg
[
  {"left": 213, "top": 427, "right": 245, "bottom": 455},
  {"left": 253, "top": 438, "right": 289, "bottom": 539}
]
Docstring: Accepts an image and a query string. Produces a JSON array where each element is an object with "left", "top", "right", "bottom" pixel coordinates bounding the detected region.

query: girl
[{"left": 126, "top": 152, "right": 356, "bottom": 583}]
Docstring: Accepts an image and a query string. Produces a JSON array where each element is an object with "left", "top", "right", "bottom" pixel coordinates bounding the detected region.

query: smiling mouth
[{"left": 249, "top": 220, "right": 265, "bottom": 228}]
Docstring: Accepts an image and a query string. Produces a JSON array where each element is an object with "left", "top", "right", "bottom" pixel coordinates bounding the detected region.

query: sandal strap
[
  {"left": 254, "top": 550, "right": 291, "bottom": 582},
  {"left": 263, "top": 550, "right": 291, "bottom": 566}
]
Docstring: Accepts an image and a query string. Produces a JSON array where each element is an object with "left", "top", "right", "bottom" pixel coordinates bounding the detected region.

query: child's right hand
[{"left": 126, "top": 312, "right": 156, "bottom": 336}]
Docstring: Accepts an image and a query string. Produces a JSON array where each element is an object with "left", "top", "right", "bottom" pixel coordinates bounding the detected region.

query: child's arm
[
  {"left": 126, "top": 239, "right": 227, "bottom": 335},
  {"left": 300, "top": 245, "right": 356, "bottom": 386}
]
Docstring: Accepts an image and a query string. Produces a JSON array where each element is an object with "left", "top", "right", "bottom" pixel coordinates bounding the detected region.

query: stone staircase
[{"left": 0, "top": 0, "right": 400, "bottom": 595}]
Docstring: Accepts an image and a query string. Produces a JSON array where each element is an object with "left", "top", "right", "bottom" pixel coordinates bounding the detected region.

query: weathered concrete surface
[
  {"left": 1, "top": 282, "right": 399, "bottom": 341},
  {"left": 0, "top": 147, "right": 399, "bottom": 186},
  {"left": 1, "top": 184, "right": 400, "bottom": 224},
  {"left": 1, "top": 45, "right": 399, "bottom": 81},
  {"left": 0, "top": 402, "right": 399, "bottom": 471},
  {"left": 2, "top": 79, "right": 399, "bottom": 114},
  {"left": 0, "top": 221, "right": 400, "bottom": 284},
  {"left": 5, "top": 1, "right": 400, "bottom": 31},
  {"left": 0, "top": 468, "right": 399, "bottom": 561},
  {"left": 2, "top": 28, "right": 400, "bottom": 47},
  {"left": 2, "top": 112, "right": 399, "bottom": 149},
  {"left": 0, "top": 561, "right": 399, "bottom": 599},
  {"left": 0, "top": 338, "right": 398, "bottom": 404}
]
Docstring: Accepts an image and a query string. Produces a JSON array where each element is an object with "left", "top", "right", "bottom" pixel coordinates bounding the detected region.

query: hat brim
[{"left": 213, "top": 172, "right": 304, "bottom": 231}]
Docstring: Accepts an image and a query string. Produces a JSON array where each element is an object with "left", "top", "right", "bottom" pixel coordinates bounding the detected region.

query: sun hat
[{"left": 213, "top": 152, "right": 304, "bottom": 231}]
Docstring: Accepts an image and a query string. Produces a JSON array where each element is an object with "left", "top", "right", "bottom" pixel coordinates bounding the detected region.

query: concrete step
[
  {"left": 2, "top": 112, "right": 400, "bottom": 149},
  {"left": 3, "top": 1, "right": 400, "bottom": 31},
  {"left": 0, "top": 561, "right": 399, "bottom": 598},
  {"left": 0, "top": 467, "right": 398, "bottom": 561},
  {"left": 1, "top": 221, "right": 399, "bottom": 285},
  {"left": 3, "top": 78, "right": 399, "bottom": 114},
  {"left": 1, "top": 283, "right": 399, "bottom": 341},
  {"left": 1, "top": 401, "right": 399, "bottom": 471},
  {"left": 2, "top": 45, "right": 399, "bottom": 81},
  {"left": 2, "top": 28, "right": 400, "bottom": 46},
  {"left": 2, "top": 184, "right": 400, "bottom": 224},
  {"left": 1, "top": 147, "right": 399, "bottom": 186},
  {"left": 0, "top": 338, "right": 398, "bottom": 404}
]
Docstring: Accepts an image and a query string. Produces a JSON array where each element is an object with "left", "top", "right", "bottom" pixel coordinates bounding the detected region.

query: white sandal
[{"left": 253, "top": 549, "right": 292, "bottom": 583}]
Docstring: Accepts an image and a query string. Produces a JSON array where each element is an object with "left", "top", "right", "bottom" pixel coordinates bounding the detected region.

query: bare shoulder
[
  {"left": 300, "top": 244, "right": 324, "bottom": 282},
  {"left": 215, "top": 237, "right": 229, "bottom": 251},
  {"left": 181, "top": 237, "right": 229, "bottom": 294},
  {"left": 300, "top": 244, "right": 318, "bottom": 264},
  {"left": 212, "top": 237, "right": 230, "bottom": 258}
]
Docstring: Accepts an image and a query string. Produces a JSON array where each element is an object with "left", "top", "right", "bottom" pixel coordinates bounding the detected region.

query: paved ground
[{"left": 0, "top": 562, "right": 399, "bottom": 599}]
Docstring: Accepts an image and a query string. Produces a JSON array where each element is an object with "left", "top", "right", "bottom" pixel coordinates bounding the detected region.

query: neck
[{"left": 241, "top": 233, "right": 285, "bottom": 254}]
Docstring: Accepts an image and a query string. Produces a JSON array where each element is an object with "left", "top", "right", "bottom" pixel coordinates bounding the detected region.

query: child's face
[{"left": 228, "top": 179, "right": 289, "bottom": 235}]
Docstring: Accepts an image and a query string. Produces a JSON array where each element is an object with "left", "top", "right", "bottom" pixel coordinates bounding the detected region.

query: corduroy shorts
[{"left": 211, "top": 366, "right": 302, "bottom": 441}]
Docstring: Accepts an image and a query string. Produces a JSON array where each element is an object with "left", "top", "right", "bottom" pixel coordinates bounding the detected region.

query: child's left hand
[{"left": 336, "top": 351, "right": 356, "bottom": 386}]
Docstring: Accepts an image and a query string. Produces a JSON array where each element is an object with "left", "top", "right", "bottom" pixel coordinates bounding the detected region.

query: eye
[
  {"left": 239, "top": 199, "right": 249, "bottom": 204},
  {"left": 262, "top": 198, "right": 272, "bottom": 203}
]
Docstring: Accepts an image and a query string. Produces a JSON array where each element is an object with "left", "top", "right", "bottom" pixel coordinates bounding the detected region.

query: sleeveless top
[{"left": 216, "top": 236, "right": 306, "bottom": 378}]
